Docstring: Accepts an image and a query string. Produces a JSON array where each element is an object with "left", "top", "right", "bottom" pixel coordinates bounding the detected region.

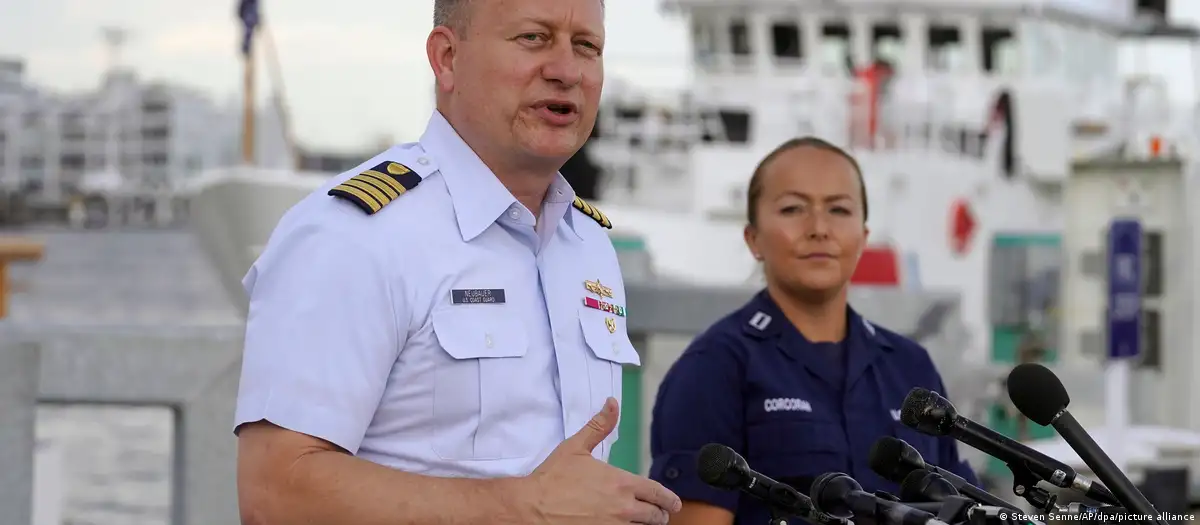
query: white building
[{"left": 0, "top": 57, "right": 289, "bottom": 202}]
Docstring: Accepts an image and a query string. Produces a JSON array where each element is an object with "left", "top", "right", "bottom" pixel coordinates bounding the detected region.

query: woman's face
[{"left": 744, "top": 146, "right": 869, "bottom": 298}]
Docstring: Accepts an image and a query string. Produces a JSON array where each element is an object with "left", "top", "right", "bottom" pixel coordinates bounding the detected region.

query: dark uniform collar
[{"left": 740, "top": 289, "right": 893, "bottom": 390}]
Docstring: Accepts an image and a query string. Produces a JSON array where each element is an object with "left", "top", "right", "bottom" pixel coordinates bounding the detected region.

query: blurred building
[{"left": 0, "top": 57, "right": 290, "bottom": 203}]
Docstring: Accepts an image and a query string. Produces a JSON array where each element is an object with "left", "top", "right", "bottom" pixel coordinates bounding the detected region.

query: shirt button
[
  {"left": 484, "top": 334, "right": 494, "bottom": 348},
  {"left": 665, "top": 467, "right": 680, "bottom": 479},
  {"left": 508, "top": 209, "right": 520, "bottom": 219},
  {"left": 612, "top": 342, "right": 620, "bottom": 354},
  {"left": 417, "top": 157, "right": 430, "bottom": 165}
]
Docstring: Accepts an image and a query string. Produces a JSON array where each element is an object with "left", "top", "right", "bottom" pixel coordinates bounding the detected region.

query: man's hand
[{"left": 525, "top": 398, "right": 682, "bottom": 525}]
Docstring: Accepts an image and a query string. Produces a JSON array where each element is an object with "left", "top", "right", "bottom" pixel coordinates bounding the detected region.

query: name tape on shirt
[
  {"left": 451, "top": 289, "right": 506, "bottom": 304},
  {"left": 764, "top": 397, "right": 812, "bottom": 413}
]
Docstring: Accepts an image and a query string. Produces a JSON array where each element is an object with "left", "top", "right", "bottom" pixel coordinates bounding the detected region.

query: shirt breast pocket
[
  {"left": 746, "top": 415, "right": 848, "bottom": 493},
  {"left": 577, "top": 307, "right": 640, "bottom": 458},
  {"left": 430, "top": 306, "right": 534, "bottom": 461}
]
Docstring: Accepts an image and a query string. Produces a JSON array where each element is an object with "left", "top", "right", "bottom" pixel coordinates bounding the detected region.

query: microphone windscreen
[
  {"left": 900, "top": 387, "right": 937, "bottom": 427},
  {"left": 697, "top": 443, "right": 738, "bottom": 487},
  {"left": 868, "top": 437, "right": 909, "bottom": 481},
  {"left": 1006, "top": 363, "right": 1069, "bottom": 426},
  {"left": 898, "top": 469, "right": 930, "bottom": 501}
]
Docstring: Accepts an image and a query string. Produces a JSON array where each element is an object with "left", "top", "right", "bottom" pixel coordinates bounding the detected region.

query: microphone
[
  {"left": 868, "top": 436, "right": 1020, "bottom": 510},
  {"left": 811, "top": 472, "right": 948, "bottom": 525},
  {"left": 899, "top": 469, "right": 960, "bottom": 503},
  {"left": 901, "top": 387, "right": 1118, "bottom": 506},
  {"left": 696, "top": 443, "right": 846, "bottom": 525},
  {"left": 1007, "top": 363, "right": 1163, "bottom": 525}
]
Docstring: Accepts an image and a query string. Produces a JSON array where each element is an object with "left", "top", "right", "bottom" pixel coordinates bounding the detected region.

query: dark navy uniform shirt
[{"left": 649, "top": 290, "right": 979, "bottom": 524}]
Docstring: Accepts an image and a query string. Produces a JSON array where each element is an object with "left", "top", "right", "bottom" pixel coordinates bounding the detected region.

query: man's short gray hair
[
  {"left": 432, "top": 0, "right": 471, "bottom": 32},
  {"left": 433, "top": 0, "right": 604, "bottom": 33}
]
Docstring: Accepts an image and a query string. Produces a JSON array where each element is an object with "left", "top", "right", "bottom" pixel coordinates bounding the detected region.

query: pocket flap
[
  {"left": 577, "top": 307, "right": 640, "bottom": 366},
  {"left": 432, "top": 307, "right": 528, "bottom": 359}
]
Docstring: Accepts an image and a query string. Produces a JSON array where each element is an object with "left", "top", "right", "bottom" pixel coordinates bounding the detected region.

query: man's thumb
[{"left": 570, "top": 397, "right": 619, "bottom": 452}]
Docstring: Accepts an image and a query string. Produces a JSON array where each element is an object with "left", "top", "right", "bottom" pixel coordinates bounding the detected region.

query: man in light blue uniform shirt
[{"left": 232, "top": 0, "right": 681, "bottom": 524}]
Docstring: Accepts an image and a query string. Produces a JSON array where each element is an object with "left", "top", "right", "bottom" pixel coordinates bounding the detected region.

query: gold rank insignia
[
  {"left": 328, "top": 161, "right": 423, "bottom": 214},
  {"left": 572, "top": 197, "right": 612, "bottom": 229},
  {"left": 605, "top": 317, "right": 616, "bottom": 334},
  {"left": 584, "top": 279, "right": 613, "bottom": 298}
]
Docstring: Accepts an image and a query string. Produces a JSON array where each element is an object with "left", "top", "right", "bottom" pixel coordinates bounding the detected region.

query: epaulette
[
  {"left": 328, "top": 161, "right": 423, "bottom": 214},
  {"left": 572, "top": 196, "right": 612, "bottom": 229}
]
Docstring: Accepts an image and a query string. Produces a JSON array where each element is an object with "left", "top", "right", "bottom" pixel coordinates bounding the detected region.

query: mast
[{"left": 238, "top": 0, "right": 259, "bottom": 166}]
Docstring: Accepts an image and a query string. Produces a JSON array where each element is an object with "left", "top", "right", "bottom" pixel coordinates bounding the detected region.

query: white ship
[{"left": 187, "top": 0, "right": 1200, "bottom": 504}]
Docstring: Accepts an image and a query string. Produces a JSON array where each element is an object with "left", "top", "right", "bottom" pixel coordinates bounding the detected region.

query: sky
[
  {"left": 0, "top": 0, "right": 691, "bottom": 151},
  {"left": 2, "top": 0, "right": 1200, "bottom": 152}
]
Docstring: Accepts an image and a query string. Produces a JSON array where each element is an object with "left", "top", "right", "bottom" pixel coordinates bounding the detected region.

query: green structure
[
  {"left": 610, "top": 365, "right": 645, "bottom": 473},
  {"left": 608, "top": 233, "right": 650, "bottom": 474},
  {"left": 986, "top": 233, "right": 1062, "bottom": 476}
]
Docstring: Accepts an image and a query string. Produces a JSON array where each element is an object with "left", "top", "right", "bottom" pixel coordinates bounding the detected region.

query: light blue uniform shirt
[{"left": 233, "top": 111, "right": 640, "bottom": 478}]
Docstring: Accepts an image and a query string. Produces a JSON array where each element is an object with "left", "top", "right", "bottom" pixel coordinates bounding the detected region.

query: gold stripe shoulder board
[
  {"left": 572, "top": 197, "right": 612, "bottom": 229},
  {"left": 328, "top": 161, "right": 422, "bottom": 215}
]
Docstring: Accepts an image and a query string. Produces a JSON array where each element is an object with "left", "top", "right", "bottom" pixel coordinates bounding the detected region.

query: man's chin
[{"left": 518, "top": 134, "right": 585, "bottom": 162}]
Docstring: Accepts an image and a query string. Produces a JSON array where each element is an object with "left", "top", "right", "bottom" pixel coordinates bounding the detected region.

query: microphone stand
[
  {"left": 768, "top": 505, "right": 793, "bottom": 525},
  {"left": 1004, "top": 460, "right": 1057, "bottom": 513}
]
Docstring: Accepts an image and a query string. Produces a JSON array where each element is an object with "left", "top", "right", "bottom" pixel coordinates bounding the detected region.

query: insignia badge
[
  {"left": 572, "top": 197, "right": 613, "bottom": 229},
  {"left": 605, "top": 317, "right": 616, "bottom": 334},
  {"left": 328, "top": 160, "right": 423, "bottom": 215},
  {"left": 584, "top": 279, "right": 613, "bottom": 298},
  {"left": 583, "top": 297, "right": 625, "bottom": 317}
]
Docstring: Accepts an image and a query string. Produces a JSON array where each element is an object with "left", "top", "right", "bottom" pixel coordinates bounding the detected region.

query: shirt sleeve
[
  {"left": 232, "top": 218, "right": 405, "bottom": 455},
  {"left": 648, "top": 335, "right": 745, "bottom": 513}
]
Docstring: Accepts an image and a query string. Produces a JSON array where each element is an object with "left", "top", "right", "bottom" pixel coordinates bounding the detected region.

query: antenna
[
  {"left": 98, "top": 26, "right": 131, "bottom": 178},
  {"left": 99, "top": 26, "right": 129, "bottom": 74}
]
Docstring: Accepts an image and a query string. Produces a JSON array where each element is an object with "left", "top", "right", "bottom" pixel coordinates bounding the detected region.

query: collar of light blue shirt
[{"left": 419, "top": 111, "right": 583, "bottom": 242}]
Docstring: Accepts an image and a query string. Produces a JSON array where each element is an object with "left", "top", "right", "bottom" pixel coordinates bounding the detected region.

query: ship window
[
  {"left": 982, "top": 27, "right": 1018, "bottom": 74},
  {"left": 1136, "top": 0, "right": 1168, "bottom": 19},
  {"left": 730, "top": 19, "right": 752, "bottom": 56},
  {"left": 820, "top": 23, "right": 852, "bottom": 73},
  {"left": 871, "top": 24, "right": 903, "bottom": 68},
  {"left": 1143, "top": 230, "right": 1163, "bottom": 298},
  {"left": 1138, "top": 308, "right": 1162, "bottom": 370},
  {"left": 928, "top": 25, "right": 962, "bottom": 72},
  {"left": 692, "top": 19, "right": 718, "bottom": 65},
  {"left": 772, "top": 22, "right": 802, "bottom": 59},
  {"left": 718, "top": 109, "right": 752, "bottom": 143}
]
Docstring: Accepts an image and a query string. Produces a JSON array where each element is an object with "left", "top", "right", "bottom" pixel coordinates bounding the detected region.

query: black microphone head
[
  {"left": 900, "top": 387, "right": 957, "bottom": 436},
  {"left": 697, "top": 443, "right": 747, "bottom": 489},
  {"left": 1006, "top": 363, "right": 1069, "bottom": 426},
  {"left": 868, "top": 436, "right": 928, "bottom": 482},
  {"left": 899, "top": 469, "right": 932, "bottom": 501},
  {"left": 810, "top": 472, "right": 861, "bottom": 520},
  {"left": 900, "top": 469, "right": 960, "bottom": 503}
]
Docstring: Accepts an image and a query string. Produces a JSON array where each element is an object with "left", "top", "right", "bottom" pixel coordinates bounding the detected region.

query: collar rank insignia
[
  {"left": 572, "top": 197, "right": 612, "bottom": 229},
  {"left": 328, "top": 161, "right": 422, "bottom": 214}
]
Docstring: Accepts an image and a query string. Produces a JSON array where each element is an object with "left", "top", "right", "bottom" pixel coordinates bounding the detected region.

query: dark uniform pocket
[{"left": 747, "top": 418, "right": 848, "bottom": 494}]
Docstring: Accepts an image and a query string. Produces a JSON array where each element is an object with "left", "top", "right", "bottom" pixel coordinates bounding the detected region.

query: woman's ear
[{"left": 744, "top": 224, "right": 762, "bottom": 260}]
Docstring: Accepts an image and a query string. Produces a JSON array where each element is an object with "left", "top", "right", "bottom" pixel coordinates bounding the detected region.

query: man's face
[{"left": 446, "top": 0, "right": 604, "bottom": 165}]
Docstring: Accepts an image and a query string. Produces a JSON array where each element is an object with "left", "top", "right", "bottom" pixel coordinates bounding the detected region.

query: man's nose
[{"left": 541, "top": 40, "right": 583, "bottom": 87}]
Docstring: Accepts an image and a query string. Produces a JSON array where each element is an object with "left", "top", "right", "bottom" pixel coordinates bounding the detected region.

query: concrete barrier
[{"left": 1, "top": 282, "right": 990, "bottom": 524}]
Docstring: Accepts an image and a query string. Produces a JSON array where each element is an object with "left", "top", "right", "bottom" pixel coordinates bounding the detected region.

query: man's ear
[{"left": 426, "top": 27, "right": 457, "bottom": 94}]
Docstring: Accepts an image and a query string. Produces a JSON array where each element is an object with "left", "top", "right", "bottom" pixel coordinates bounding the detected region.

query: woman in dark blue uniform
[{"left": 648, "top": 137, "right": 979, "bottom": 525}]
